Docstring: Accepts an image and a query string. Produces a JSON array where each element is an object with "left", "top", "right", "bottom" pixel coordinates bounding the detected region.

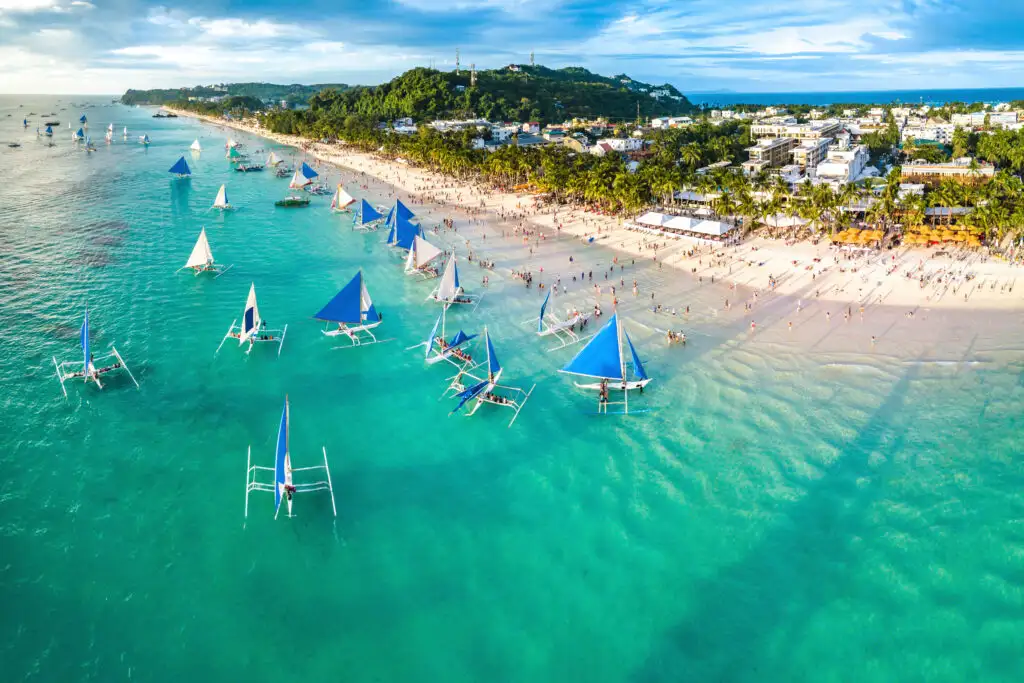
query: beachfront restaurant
[{"left": 632, "top": 212, "right": 736, "bottom": 241}]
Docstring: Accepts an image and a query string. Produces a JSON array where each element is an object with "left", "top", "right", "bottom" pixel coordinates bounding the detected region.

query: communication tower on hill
[
  {"left": 530, "top": 51, "right": 535, "bottom": 67},
  {"left": 456, "top": 48, "right": 461, "bottom": 75},
  {"left": 471, "top": 64, "right": 476, "bottom": 87}
]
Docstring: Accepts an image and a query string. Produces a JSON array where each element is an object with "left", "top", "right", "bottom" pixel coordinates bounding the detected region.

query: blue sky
[{"left": 1, "top": 0, "right": 1023, "bottom": 94}]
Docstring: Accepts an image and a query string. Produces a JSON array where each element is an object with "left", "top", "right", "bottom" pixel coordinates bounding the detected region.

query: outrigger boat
[
  {"left": 211, "top": 184, "right": 232, "bottom": 210},
  {"left": 244, "top": 396, "right": 336, "bottom": 520},
  {"left": 559, "top": 312, "right": 651, "bottom": 415},
  {"left": 122, "top": 126, "right": 128, "bottom": 140},
  {"left": 190, "top": 139, "right": 202, "bottom": 152},
  {"left": 410, "top": 308, "right": 477, "bottom": 367},
  {"left": 53, "top": 308, "right": 140, "bottom": 398},
  {"left": 226, "top": 146, "right": 247, "bottom": 162},
  {"left": 266, "top": 151, "right": 282, "bottom": 167},
  {"left": 275, "top": 195, "right": 310, "bottom": 208},
  {"left": 404, "top": 235, "right": 443, "bottom": 279},
  {"left": 427, "top": 254, "right": 480, "bottom": 310},
  {"left": 84, "top": 135, "right": 97, "bottom": 152},
  {"left": 386, "top": 211, "right": 423, "bottom": 251},
  {"left": 177, "top": 227, "right": 232, "bottom": 277},
  {"left": 352, "top": 199, "right": 385, "bottom": 231},
  {"left": 445, "top": 327, "right": 535, "bottom": 428},
  {"left": 139, "top": 134, "right": 150, "bottom": 145},
  {"left": 524, "top": 290, "right": 590, "bottom": 351},
  {"left": 234, "top": 163, "right": 264, "bottom": 172},
  {"left": 289, "top": 162, "right": 318, "bottom": 189},
  {"left": 79, "top": 114, "right": 87, "bottom": 129},
  {"left": 72, "top": 127, "right": 84, "bottom": 141},
  {"left": 330, "top": 184, "right": 355, "bottom": 212},
  {"left": 225, "top": 137, "right": 238, "bottom": 150},
  {"left": 385, "top": 199, "right": 415, "bottom": 229},
  {"left": 44, "top": 125, "right": 53, "bottom": 137},
  {"left": 216, "top": 283, "right": 287, "bottom": 356},
  {"left": 313, "top": 271, "right": 388, "bottom": 347},
  {"left": 168, "top": 156, "right": 191, "bottom": 178}
]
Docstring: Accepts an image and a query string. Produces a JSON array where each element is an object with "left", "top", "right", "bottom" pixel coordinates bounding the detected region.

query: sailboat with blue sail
[
  {"left": 385, "top": 199, "right": 416, "bottom": 228},
  {"left": 168, "top": 156, "right": 191, "bottom": 178},
  {"left": 139, "top": 134, "right": 150, "bottom": 145},
  {"left": 385, "top": 211, "right": 422, "bottom": 251},
  {"left": 353, "top": 199, "right": 385, "bottom": 231},
  {"left": 409, "top": 308, "right": 477, "bottom": 366},
  {"left": 79, "top": 114, "right": 87, "bottom": 128},
  {"left": 289, "top": 161, "right": 318, "bottom": 189},
  {"left": 44, "top": 125, "right": 53, "bottom": 137},
  {"left": 211, "top": 184, "right": 232, "bottom": 210},
  {"left": 559, "top": 312, "right": 651, "bottom": 414},
  {"left": 72, "top": 127, "right": 84, "bottom": 141},
  {"left": 445, "top": 326, "right": 535, "bottom": 427},
  {"left": 313, "top": 271, "right": 387, "bottom": 347},
  {"left": 53, "top": 307, "right": 140, "bottom": 398},
  {"left": 216, "top": 283, "right": 287, "bottom": 356},
  {"left": 524, "top": 290, "right": 589, "bottom": 350},
  {"left": 244, "top": 396, "right": 336, "bottom": 520}
]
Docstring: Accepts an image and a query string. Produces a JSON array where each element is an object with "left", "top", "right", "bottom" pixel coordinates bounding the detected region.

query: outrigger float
[
  {"left": 313, "top": 271, "right": 389, "bottom": 347},
  {"left": 404, "top": 235, "right": 443, "bottom": 279},
  {"left": 444, "top": 326, "right": 535, "bottom": 428},
  {"left": 216, "top": 283, "right": 287, "bottom": 356},
  {"left": 53, "top": 308, "right": 140, "bottom": 398},
  {"left": 524, "top": 290, "right": 590, "bottom": 351},
  {"left": 427, "top": 254, "right": 481, "bottom": 311},
  {"left": 559, "top": 312, "right": 651, "bottom": 415},
  {"left": 244, "top": 396, "right": 336, "bottom": 520},
  {"left": 177, "top": 227, "right": 232, "bottom": 277}
]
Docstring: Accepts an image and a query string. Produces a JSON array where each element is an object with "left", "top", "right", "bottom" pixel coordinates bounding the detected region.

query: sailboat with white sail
[
  {"left": 404, "top": 235, "right": 443, "bottom": 279},
  {"left": 216, "top": 283, "right": 287, "bottom": 356},
  {"left": 244, "top": 396, "right": 336, "bottom": 520},
  {"left": 211, "top": 184, "right": 232, "bottom": 210},
  {"left": 559, "top": 312, "right": 651, "bottom": 414},
  {"left": 427, "top": 254, "right": 480, "bottom": 310},
  {"left": 177, "top": 227, "right": 231, "bottom": 277},
  {"left": 266, "top": 151, "right": 282, "bottom": 167},
  {"left": 313, "top": 271, "right": 387, "bottom": 347},
  {"left": 330, "top": 184, "right": 355, "bottom": 212},
  {"left": 190, "top": 139, "right": 202, "bottom": 152}
]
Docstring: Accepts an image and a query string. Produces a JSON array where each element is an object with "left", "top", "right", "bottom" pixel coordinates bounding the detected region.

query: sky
[{"left": 1, "top": 0, "right": 1024, "bottom": 95}]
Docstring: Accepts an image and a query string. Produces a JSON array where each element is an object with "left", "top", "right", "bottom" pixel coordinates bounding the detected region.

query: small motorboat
[{"left": 275, "top": 195, "right": 311, "bottom": 208}]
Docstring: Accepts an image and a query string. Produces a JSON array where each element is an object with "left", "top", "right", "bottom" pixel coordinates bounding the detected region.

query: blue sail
[
  {"left": 425, "top": 313, "right": 441, "bottom": 358},
  {"left": 300, "top": 162, "right": 318, "bottom": 180},
  {"left": 561, "top": 313, "right": 623, "bottom": 380},
  {"left": 45, "top": 126, "right": 53, "bottom": 134},
  {"left": 80, "top": 309, "right": 90, "bottom": 369},
  {"left": 386, "top": 199, "right": 416, "bottom": 227},
  {"left": 538, "top": 291, "right": 551, "bottom": 332},
  {"left": 393, "top": 213, "right": 421, "bottom": 250},
  {"left": 314, "top": 272, "right": 362, "bottom": 324},
  {"left": 363, "top": 303, "right": 379, "bottom": 323},
  {"left": 357, "top": 199, "right": 383, "bottom": 225},
  {"left": 452, "top": 257, "right": 460, "bottom": 290},
  {"left": 273, "top": 398, "right": 289, "bottom": 514},
  {"left": 625, "top": 333, "right": 648, "bottom": 381},
  {"left": 168, "top": 156, "right": 191, "bottom": 175},
  {"left": 75, "top": 128, "right": 84, "bottom": 138},
  {"left": 79, "top": 114, "right": 87, "bottom": 123},
  {"left": 386, "top": 225, "right": 396, "bottom": 245},
  {"left": 486, "top": 330, "right": 501, "bottom": 376},
  {"left": 452, "top": 379, "right": 489, "bottom": 414},
  {"left": 448, "top": 330, "right": 477, "bottom": 350}
]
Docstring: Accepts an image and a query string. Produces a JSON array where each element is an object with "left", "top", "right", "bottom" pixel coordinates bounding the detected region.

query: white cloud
[
  {"left": 0, "top": 0, "right": 57, "bottom": 10},
  {"left": 394, "top": 0, "right": 550, "bottom": 12},
  {"left": 186, "top": 16, "right": 309, "bottom": 39},
  {"left": 70, "top": 1, "right": 95, "bottom": 8}
]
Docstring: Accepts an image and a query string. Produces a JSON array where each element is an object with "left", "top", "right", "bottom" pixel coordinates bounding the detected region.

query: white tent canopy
[{"left": 635, "top": 212, "right": 734, "bottom": 237}]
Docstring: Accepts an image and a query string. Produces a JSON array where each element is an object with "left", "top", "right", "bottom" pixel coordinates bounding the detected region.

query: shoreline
[{"left": 167, "top": 106, "right": 1024, "bottom": 312}]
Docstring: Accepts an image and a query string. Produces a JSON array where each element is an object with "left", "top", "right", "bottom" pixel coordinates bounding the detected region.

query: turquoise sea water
[{"left": 2, "top": 97, "right": 1024, "bottom": 683}]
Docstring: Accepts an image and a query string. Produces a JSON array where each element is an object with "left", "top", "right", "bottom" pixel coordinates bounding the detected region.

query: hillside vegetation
[{"left": 120, "top": 82, "right": 349, "bottom": 106}]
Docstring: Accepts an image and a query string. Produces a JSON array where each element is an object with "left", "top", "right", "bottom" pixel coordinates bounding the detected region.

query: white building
[
  {"left": 815, "top": 144, "right": 870, "bottom": 184},
  {"left": 951, "top": 112, "right": 986, "bottom": 127},
  {"left": 594, "top": 137, "right": 643, "bottom": 153},
  {"left": 901, "top": 124, "right": 955, "bottom": 145},
  {"left": 790, "top": 137, "right": 832, "bottom": 171}
]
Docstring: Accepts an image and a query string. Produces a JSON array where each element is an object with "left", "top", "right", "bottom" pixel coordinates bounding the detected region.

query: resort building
[
  {"left": 593, "top": 137, "right": 644, "bottom": 153},
  {"left": 815, "top": 145, "right": 870, "bottom": 184},
  {"left": 695, "top": 160, "right": 732, "bottom": 175},
  {"left": 900, "top": 158, "right": 996, "bottom": 185},
  {"left": 751, "top": 120, "right": 842, "bottom": 142},
  {"left": 742, "top": 137, "right": 797, "bottom": 174},
  {"left": 901, "top": 124, "right": 955, "bottom": 145},
  {"left": 790, "top": 137, "right": 832, "bottom": 171}
]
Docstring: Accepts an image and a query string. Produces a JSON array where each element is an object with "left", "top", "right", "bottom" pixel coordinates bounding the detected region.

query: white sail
[
  {"left": 359, "top": 277, "right": 374, "bottom": 322},
  {"left": 212, "top": 184, "right": 229, "bottom": 208},
  {"left": 267, "top": 152, "right": 280, "bottom": 166},
  {"left": 288, "top": 170, "right": 309, "bottom": 189},
  {"left": 190, "top": 139, "right": 202, "bottom": 152},
  {"left": 225, "top": 138, "right": 236, "bottom": 149},
  {"left": 331, "top": 185, "right": 355, "bottom": 210},
  {"left": 404, "top": 243, "right": 417, "bottom": 272},
  {"left": 107, "top": 123, "right": 113, "bottom": 132},
  {"left": 413, "top": 235, "right": 442, "bottom": 269},
  {"left": 123, "top": 126, "right": 128, "bottom": 136},
  {"left": 436, "top": 254, "right": 460, "bottom": 301},
  {"left": 184, "top": 228, "right": 214, "bottom": 269},
  {"left": 239, "top": 283, "right": 261, "bottom": 344}
]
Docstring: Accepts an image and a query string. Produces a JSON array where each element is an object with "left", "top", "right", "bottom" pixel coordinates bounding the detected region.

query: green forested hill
[
  {"left": 120, "top": 82, "right": 349, "bottom": 106},
  {"left": 295, "top": 66, "right": 690, "bottom": 125}
]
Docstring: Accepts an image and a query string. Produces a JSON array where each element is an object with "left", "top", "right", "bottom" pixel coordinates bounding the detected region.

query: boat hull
[{"left": 575, "top": 378, "right": 652, "bottom": 392}]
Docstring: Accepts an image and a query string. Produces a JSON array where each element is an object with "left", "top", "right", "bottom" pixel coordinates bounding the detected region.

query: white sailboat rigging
[
  {"left": 211, "top": 184, "right": 232, "bottom": 210},
  {"left": 330, "top": 184, "right": 355, "bottom": 211},
  {"left": 216, "top": 283, "right": 287, "bottom": 356},
  {"left": 190, "top": 139, "right": 202, "bottom": 152},
  {"left": 177, "top": 227, "right": 232, "bottom": 277},
  {"left": 313, "top": 271, "right": 388, "bottom": 347},
  {"left": 427, "top": 254, "right": 480, "bottom": 310},
  {"left": 404, "top": 235, "right": 443, "bottom": 279}
]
